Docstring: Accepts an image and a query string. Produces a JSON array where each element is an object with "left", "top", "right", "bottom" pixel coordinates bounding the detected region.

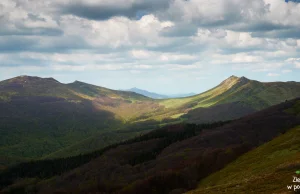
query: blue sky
[{"left": 0, "top": 0, "right": 300, "bottom": 94}]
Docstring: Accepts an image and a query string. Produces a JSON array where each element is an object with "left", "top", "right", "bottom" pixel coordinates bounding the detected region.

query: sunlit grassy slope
[
  {"left": 159, "top": 76, "right": 300, "bottom": 111},
  {"left": 188, "top": 125, "right": 300, "bottom": 194},
  {"left": 67, "top": 81, "right": 150, "bottom": 101},
  {"left": 159, "top": 76, "right": 241, "bottom": 108}
]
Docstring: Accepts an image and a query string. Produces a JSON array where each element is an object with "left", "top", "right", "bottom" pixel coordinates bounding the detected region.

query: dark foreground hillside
[
  {"left": 188, "top": 125, "right": 300, "bottom": 194},
  {"left": 1, "top": 98, "right": 299, "bottom": 194}
]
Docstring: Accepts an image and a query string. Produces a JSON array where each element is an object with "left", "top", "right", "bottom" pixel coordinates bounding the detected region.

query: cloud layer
[{"left": 0, "top": 0, "right": 300, "bottom": 93}]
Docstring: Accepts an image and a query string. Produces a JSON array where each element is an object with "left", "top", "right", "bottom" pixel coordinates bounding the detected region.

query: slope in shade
[
  {"left": 0, "top": 76, "right": 159, "bottom": 164},
  {"left": 183, "top": 101, "right": 256, "bottom": 123},
  {"left": 0, "top": 96, "right": 120, "bottom": 159}
]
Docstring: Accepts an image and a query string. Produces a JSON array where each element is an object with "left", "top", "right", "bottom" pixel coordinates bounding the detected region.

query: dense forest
[{"left": 0, "top": 121, "right": 230, "bottom": 191}]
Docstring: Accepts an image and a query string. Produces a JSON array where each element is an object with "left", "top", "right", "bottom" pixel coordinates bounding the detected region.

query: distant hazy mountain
[
  {"left": 127, "top": 87, "right": 169, "bottom": 99},
  {"left": 127, "top": 87, "right": 196, "bottom": 99}
]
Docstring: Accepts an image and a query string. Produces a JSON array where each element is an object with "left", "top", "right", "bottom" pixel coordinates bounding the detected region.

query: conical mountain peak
[
  {"left": 221, "top": 75, "right": 239, "bottom": 85},
  {"left": 221, "top": 75, "right": 251, "bottom": 85}
]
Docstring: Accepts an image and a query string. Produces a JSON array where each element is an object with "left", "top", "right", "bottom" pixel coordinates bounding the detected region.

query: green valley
[{"left": 1, "top": 98, "right": 299, "bottom": 194}]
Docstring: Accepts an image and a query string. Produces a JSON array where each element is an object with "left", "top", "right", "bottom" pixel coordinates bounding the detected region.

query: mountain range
[{"left": 0, "top": 75, "right": 299, "bottom": 166}]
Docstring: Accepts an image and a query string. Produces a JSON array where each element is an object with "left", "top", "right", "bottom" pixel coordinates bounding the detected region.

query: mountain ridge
[
  {"left": 0, "top": 76, "right": 160, "bottom": 163},
  {"left": 159, "top": 75, "right": 300, "bottom": 110}
]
